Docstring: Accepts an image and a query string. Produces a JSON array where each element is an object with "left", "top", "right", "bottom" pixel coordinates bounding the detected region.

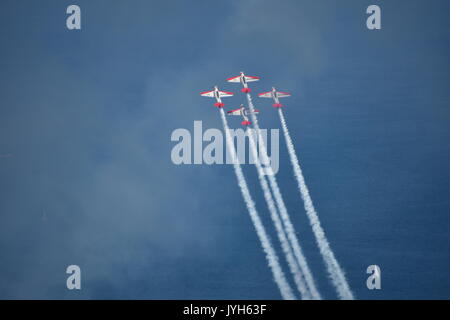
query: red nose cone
[
  {"left": 241, "top": 88, "right": 251, "bottom": 93},
  {"left": 273, "top": 103, "right": 283, "bottom": 108},
  {"left": 242, "top": 120, "right": 252, "bottom": 126},
  {"left": 214, "top": 102, "right": 225, "bottom": 108}
]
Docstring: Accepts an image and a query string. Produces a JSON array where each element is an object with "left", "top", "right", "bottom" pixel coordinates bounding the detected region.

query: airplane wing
[
  {"left": 200, "top": 90, "right": 214, "bottom": 97},
  {"left": 227, "top": 108, "right": 243, "bottom": 116},
  {"left": 227, "top": 75, "right": 241, "bottom": 83},
  {"left": 218, "top": 90, "right": 234, "bottom": 97},
  {"left": 277, "top": 92, "right": 291, "bottom": 98},
  {"left": 244, "top": 75, "right": 260, "bottom": 82},
  {"left": 258, "top": 91, "right": 273, "bottom": 98}
]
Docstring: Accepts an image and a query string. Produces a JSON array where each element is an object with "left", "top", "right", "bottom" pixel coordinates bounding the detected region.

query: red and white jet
[
  {"left": 200, "top": 86, "right": 234, "bottom": 108},
  {"left": 258, "top": 87, "right": 291, "bottom": 108},
  {"left": 227, "top": 71, "right": 260, "bottom": 93},
  {"left": 227, "top": 104, "right": 259, "bottom": 126}
]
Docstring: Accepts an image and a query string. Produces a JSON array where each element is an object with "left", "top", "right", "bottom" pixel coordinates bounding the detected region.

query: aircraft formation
[
  {"left": 199, "top": 72, "right": 354, "bottom": 300},
  {"left": 200, "top": 71, "right": 291, "bottom": 126}
]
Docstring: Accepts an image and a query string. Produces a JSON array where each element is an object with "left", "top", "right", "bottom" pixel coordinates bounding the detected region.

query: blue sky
[{"left": 0, "top": 0, "right": 449, "bottom": 299}]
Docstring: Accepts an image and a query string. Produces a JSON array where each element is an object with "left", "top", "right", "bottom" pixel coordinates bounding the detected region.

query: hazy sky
[{"left": 0, "top": 0, "right": 449, "bottom": 299}]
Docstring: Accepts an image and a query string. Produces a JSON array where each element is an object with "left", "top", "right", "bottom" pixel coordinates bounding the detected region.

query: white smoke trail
[
  {"left": 247, "top": 127, "right": 313, "bottom": 299},
  {"left": 219, "top": 108, "right": 296, "bottom": 300},
  {"left": 246, "top": 94, "right": 322, "bottom": 300},
  {"left": 278, "top": 108, "right": 354, "bottom": 300}
]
